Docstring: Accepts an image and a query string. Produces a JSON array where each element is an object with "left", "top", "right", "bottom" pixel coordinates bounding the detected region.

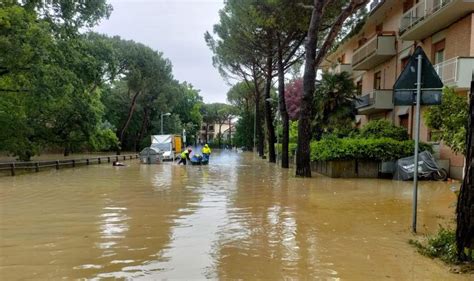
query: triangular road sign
[{"left": 394, "top": 46, "right": 443, "bottom": 90}]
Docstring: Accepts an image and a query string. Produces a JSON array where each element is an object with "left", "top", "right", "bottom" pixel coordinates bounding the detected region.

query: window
[
  {"left": 209, "top": 125, "right": 214, "bottom": 131},
  {"left": 376, "top": 23, "right": 383, "bottom": 33},
  {"left": 401, "top": 57, "right": 410, "bottom": 69},
  {"left": 358, "top": 38, "right": 367, "bottom": 48},
  {"left": 403, "top": 0, "right": 420, "bottom": 12},
  {"left": 403, "top": 0, "right": 414, "bottom": 12},
  {"left": 356, "top": 80, "right": 363, "bottom": 95},
  {"left": 432, "top": 39, "right": 445, "bottom": 64},
  {"left": 338, "top": 53, "right": 346, "bottom": 64},
  {"left": 374, "top": 71, "right": 382, "bottom": 90},
  {"left": 399, "top": 114, "right": 409, "bottom": 131}
]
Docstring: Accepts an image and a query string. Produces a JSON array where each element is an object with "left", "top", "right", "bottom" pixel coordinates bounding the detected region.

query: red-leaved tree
[{"left": 285, "top": 78, "right": 303, "bottom": 121}]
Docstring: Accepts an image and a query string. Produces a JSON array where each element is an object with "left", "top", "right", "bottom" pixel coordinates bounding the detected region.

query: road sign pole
[{"left": 412, "top": 54, "right": 423, "bottom": 233}]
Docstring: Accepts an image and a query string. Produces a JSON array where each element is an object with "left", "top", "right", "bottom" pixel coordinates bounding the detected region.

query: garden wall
[{"left": 311, "top": 159, "right": 380, "bottom": 178}]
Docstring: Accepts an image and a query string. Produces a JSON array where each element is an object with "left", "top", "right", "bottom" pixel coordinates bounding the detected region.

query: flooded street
[{"left": 0, "top": 151, "right": 470, "bottom": 280}]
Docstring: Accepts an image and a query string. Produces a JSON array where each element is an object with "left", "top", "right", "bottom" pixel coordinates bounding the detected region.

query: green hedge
[
  {"left": 358, "top": 119, "right": 409, "bottom": 141},
  {"left": 275, "top": 143, "right": 298, "bottom": 156},
  {"left": 310, "top": 137, "right": 432, "bottom": 162}
]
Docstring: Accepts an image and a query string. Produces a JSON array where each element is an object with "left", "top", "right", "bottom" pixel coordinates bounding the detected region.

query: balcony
[
  {"left": 434, "top": 57, "right": 474, "bottom": 89},
  {"left": 352, "top": 34, "right": 397, "bottom": 70},
  {"left": 355, "top": 90, "right": 394, "bottom": 115},
  {"left": 329, "top": 63, "right": 352, "bottom": 74},
  {"left": 400, "top": 0, "right": 474, "bottom": 40}
]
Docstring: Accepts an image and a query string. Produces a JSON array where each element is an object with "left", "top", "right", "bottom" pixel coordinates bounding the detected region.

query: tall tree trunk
[
  {"left": 218, "top": 123, "right": 223, "bottom": 148},
  {"left": 205, "top": 124, "right": 209, "bottom": 143},
  {"left": 296, "top": 2, "right": 324, "bottom": 177},
  {"left": 228, "top": 118, "right": 232, "bottom": 144},
  {"left": 254, "top": 80, "right": 264, "bottom": 157},
  {"left": 456, "top": 78, "right": 474, "bottom": 261},
  {"left": 63, "top": 145, "right": 70, "bottom": 157},
  {"left": 277, "top": 36, "right": 290, "bottom": 169},
  {"left": 118, "top": 90, "right": 141, "bottom": 153},
  {"left": 295, "top": 0, "right": 368, "bottom": 176},
  {"left": 136, "top": 107, "right": 149, "bottom": 152},
  {"left": 264, "top": 54, "right": 276, "bottom": 163}
]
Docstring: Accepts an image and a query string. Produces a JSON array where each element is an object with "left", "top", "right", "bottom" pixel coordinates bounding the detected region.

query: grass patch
[{"left": 409, "top": 226, "right": 474, "bottom": 273}]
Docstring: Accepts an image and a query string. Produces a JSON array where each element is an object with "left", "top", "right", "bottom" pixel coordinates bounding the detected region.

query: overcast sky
[{"left": 94, "top": 0, "right": 229, "bottom": 103}]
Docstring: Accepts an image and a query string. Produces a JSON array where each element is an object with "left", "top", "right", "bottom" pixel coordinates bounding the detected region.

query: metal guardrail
[{"left": 0, "top": 154, "right": 139, "bottom": 176}]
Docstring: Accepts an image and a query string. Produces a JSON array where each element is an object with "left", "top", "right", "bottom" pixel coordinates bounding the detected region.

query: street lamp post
[{"left": 161, "top": 112, "right": 171, "bottom": 134}]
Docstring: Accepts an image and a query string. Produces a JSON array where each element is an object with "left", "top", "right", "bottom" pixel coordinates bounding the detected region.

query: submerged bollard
[
  {"left": 98, "top": 157, "right": 101, "bottom": 164},
  {"left": 10, "top": 163, "right": 15, "bottom": 176},
  {"left": 56, "top": 161, "right": 59, "bottom": 170},
  {"left": 72, "top": 160, "right": 75, "bottom": 167},
  {"left": 107, "top": 156, "right": 111, "bottom": 163},
  {"left": 35, "top": 162, "right": 39, "bottom": 172},
  {"left": 86, "top": 159, "right": 89, "bottom": 165}
]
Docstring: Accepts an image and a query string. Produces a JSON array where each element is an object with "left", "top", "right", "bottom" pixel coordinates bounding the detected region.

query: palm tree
[{"left": 313, "top": 72, "right": 358, "bottom": 139}]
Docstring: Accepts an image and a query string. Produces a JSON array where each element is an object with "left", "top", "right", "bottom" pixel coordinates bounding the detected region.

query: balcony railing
[
  {"left": 434, "top": 57, "right": 474, "bottom": 89},
  {"left": 352, "top": 33, "right": 396, "bottom": 70},
  {"left": 400, "top": 0, "right": 452, "bottom": 33},
  {"left": 329, "top": 63, "right": 352, "bottom": 74},
  {"left": 355, "top": 89, "right": 394, "bottom": 114}
]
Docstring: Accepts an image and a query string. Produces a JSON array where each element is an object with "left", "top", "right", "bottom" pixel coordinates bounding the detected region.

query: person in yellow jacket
[
  {"left": 202, "top": 144, "right": 211, "bottom": 160},
  {"left": 178, "top": 148, "right": 192, "bottom": 165}
]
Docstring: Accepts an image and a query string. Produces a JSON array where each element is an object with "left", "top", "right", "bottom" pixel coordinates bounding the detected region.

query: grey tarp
[
  {"left": 393, "top": 151, "right": 440, "bottom": 181},
  {"left": 139, "top": 147, "right": 163, "bottom": 164}
]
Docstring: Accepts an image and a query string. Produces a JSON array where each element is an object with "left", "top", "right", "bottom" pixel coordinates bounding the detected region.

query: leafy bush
[
  {"left": 276, "top": 143, "right": 297, "bottom": 156},
  {"left": 359, "top": 119, "right": 409, "bottom": 141},
  {"left": 310, "top": 137, "right": 432, "bottom": 161},
  {"left": 409, "top": 227, "right": 474, "bottom": 265},
  {"left": 425, "top": 87, "right": 468, "bottom": 154}
]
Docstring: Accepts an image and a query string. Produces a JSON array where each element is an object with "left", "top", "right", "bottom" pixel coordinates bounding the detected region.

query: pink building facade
[{"left": 322, "top": 0, "right": 474, "bottom": 179}]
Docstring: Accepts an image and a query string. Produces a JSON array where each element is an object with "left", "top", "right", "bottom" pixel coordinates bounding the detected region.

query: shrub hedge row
[{"left": 309, "top": 137, "right": 432, "bottom": 162}]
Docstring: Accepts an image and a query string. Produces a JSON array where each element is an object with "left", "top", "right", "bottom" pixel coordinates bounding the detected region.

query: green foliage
[
  {"left": 289, "top": 121, "right": 298, "bottom": 143},
  {"left": 0, "top": 3, "right": 116, "bottom": 159},
  {"left": 359, "top": 119, "right": 409, "bottom": 141},
  {"left": 227, "top": 82, "right": 255, "bottom": 113},
  {"left": 409, "top": 227, "right": 474, "bottom": 265},
  {"left": 313, "top": 72, "right": 358, "bottom": 139},
  {"left": 0, "top": 3, "right": 204, "bottom": 158},
  {"left": 425, "top": 87, "right": 468, "bottom": 154},
  {"left": 310, "top": 137, "right": 432, "bottom": 162},
  {"left": 233, "top": 112, "right": 254, "bottom": 150},
  {"left": 276, "top": 143, "right": 297, "bottom": 156}
]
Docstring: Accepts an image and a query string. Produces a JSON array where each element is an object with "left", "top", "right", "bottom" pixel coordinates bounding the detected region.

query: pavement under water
[{"left": 0, "top": 151, "right": 471, "bottom": 280}]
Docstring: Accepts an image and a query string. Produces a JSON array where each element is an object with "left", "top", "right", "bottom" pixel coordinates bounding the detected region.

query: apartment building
[
  {"left": 198, "top": 122, "right": 235, "bottom": 145},
  {"left": 322, "top": 0, "right": 474, "bottom": 179}
]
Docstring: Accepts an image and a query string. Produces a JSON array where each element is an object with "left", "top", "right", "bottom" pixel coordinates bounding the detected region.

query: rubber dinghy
[{"left": 190, "top": 155, "right": 209, "bottom": 165}]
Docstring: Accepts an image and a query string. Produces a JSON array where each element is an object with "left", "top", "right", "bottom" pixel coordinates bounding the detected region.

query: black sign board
[{"left": 393, "top": 46, "right": 443, "bottom": 105}]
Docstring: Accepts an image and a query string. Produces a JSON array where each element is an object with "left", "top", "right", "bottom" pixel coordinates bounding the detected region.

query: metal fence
[{"left": 0, "top": 154, "right": 139, "bottom": 176}]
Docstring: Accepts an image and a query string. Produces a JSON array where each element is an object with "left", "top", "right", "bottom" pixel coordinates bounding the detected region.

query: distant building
[
  {"left": 321, "top": 0, "right": 474, "bottom": 179},
  {"left": 198, "top": 121, "right": 235, "bottom": 145}
]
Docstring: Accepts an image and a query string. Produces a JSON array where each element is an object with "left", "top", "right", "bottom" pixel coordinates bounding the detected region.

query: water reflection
[{"left": 0, "top": 151, "right": 470, "bottom": 280}]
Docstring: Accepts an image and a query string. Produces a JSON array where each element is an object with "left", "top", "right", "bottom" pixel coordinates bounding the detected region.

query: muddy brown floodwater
[{"left": 0, "top": 151, "right": 471, "bottom": 280}]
